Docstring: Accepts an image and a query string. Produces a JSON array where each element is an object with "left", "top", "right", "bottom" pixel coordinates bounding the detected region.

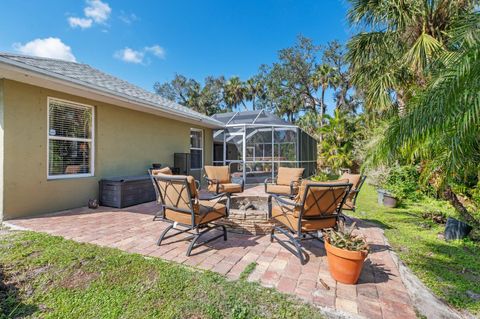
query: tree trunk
[
  {"left": 320, "top": 88, "right": 325, "bottom": 123},
  {"left": 443, "top": 185, "right": 479, "bottom": 226},
  {"left": 241, "top": 100, "right": 248, "bottom": 111},
  {"left": 397, "top": 89, "right": 406, "bottom": 117},
  {"left": 318, "top": 88, "right": 326, "bottom": 143}
]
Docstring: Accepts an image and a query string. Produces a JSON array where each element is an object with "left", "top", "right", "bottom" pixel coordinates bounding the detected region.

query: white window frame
[
  {"left": 47, "top": 97, "right": 95, "bottom": 180},
  {"left": 190, "top": 128, "right": 203, "bottom": 170}
]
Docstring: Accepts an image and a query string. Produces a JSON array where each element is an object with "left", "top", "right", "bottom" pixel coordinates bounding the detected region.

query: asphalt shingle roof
[{"left": 0, "top": 53, "right": 223, "bottom": 126}]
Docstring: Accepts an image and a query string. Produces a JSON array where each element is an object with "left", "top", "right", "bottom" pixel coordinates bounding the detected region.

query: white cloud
[
  {"left": 119, "top": 12, "right": 138, "bottom": 25},
  {"left": 84, "top": 0, "right": 111, "bottom": 23},
  {"left": 68, "top": 0, "right": 110, "bottom": 29},
  {"left": 13, "top": 37, "right": 76, "bottom": 62},
  {"left": 114, "top": 47, "right": 144, "bottom": 64},
  {"left": 114, "top": 45, "right": 166, "bottom": 64},
  {"left": 145, "top": 45, "right": 166, "bottom": 59},
  {"left": 68, "top": 17, "right": 93, "bottom": 29},
  {"left": 114, "top": 44, "right": 166, "bottom": 64}
]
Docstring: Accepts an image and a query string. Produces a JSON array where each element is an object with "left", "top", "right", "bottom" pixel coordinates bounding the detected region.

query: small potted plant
[
  {"left": 382, "top": 191, "right": 398, "bottom": 208},
  {"left": 324, "top": 221, "right": 369, "bottom": 284}
]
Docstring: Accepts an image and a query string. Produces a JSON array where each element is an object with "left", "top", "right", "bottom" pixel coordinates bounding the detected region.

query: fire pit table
[{"left": 199, "top": 191, "right": 276, "bottom": 235}]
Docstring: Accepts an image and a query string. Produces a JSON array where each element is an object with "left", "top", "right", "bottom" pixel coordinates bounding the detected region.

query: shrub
[
  {"left": 384, "top": 165, "right": 423, "bottom": 201},
  {"left": 310, "top": 171, "right": 339, "bottom": 182}
]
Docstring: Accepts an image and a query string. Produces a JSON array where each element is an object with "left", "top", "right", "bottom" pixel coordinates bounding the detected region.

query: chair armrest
[
  {"left": 206, "top": 192, "right": 227, "bottom": 200},
  {"left": 289, "top": 179, "right": 301, "bottom": 195},
  {"left": 204, "top": 176, "right": 218, "bottom": 184},
  {"left": 264, "top": 177, "right": 277, "bottom": 193},
  {"left": 264, "top": 177, "right": 276, "bottom": 184},
  {"left": 195, "top": 180, "right": 201, "bottom": 191},
  {"left": 204, "top": 176, "right": 221, "bottom": 193},
  {"left": 268, "top": 194, "right": 301, "bottom": 219},
  {"left": 271, "top": 194, "right": 299, "bottom": 207}
]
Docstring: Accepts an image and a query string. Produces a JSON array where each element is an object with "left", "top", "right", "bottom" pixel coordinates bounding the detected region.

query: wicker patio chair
[
  {"left": 264, "top": 167, "right": 305, "bottom": 198},
  {"left": 268, "top": 180, "right": 352, "bottom": 264},
  {"left": 149, "top": 172, "right": 228, "bottom": 256},
  {"left": 338, "top": 173, "right": 367, "bottom": 212}
]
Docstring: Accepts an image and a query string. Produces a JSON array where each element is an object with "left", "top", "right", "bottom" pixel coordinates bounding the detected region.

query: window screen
[
  {"left": 190, "top": 129, "right": 203, "bottom": 170},
  {"left": 48, "top": 99, "right": 94, "bottom": 178}
]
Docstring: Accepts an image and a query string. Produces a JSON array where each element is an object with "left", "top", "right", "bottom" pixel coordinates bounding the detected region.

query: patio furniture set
[{"left": 148, "top": 166, "right": 366, "bottom": 265}]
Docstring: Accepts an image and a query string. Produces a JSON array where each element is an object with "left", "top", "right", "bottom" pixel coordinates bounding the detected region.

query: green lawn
[
  {"left": 0, "top": 231, "right": 324, "bottom": 319},
  {"left": 353, "top": 184, "right": 480, "bottom": 315}
]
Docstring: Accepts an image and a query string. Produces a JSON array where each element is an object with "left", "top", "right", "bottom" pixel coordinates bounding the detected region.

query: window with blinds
[{"left": 47, "top": 98, "right": 94, "bottom": 178}]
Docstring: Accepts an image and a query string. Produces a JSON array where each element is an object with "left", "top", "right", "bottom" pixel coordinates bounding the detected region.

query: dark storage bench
[{"left": 99, "top": 175, "right": 155, "bottom": 208}]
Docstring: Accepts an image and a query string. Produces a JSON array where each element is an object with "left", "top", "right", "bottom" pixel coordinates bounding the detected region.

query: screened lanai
[{"left": 211, "top": 110, "right": 318, "bottom": 184}]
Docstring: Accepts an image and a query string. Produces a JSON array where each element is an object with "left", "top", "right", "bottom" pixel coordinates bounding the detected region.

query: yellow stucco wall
[
  {"left": 0, "top": 80, "right": 4, "bottom": 221},
  {"left": 2, "top": 80, "right": 213, "bottom": 219}
]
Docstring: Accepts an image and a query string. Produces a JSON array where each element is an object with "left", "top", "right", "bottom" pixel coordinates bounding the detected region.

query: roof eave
[{"left": 0, "top": 57, "right": 224, "bottom": 129}]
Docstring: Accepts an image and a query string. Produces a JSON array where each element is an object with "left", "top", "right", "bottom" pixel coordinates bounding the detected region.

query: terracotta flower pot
[{"left": 325, "top": 240, "right": 368, "bottom": 285}]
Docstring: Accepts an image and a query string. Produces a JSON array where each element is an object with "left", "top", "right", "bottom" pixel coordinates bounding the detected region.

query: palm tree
[
  {"left": 245, "top": 77, "right": 266, "bottom": 110},
  {"left": 347, "top": 0, "right": 476, "bottom": 117},
  {"left": 312, "top": 63, "right": 338, "bottom": 126},
  {"left": 223, "top": 76, "right": 248, "bottom": 111},
  {"left": 375, "top": 13, "right": 480, "bottom": 224}
]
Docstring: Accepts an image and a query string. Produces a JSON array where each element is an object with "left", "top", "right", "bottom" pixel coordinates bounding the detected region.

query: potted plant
[
  {"left": 324, "top": 221, "right": 369, "bottom": 284},
  {"left": 382, "top": 191, "right": 398, "bottom": 208},
  {"left": 376, "top": 188, "right": 387, "bottom": 205}
]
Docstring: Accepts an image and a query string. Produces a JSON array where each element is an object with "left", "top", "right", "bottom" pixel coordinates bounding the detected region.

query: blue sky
[{"left": 1, "top": 1, "right": 351, "bottom": 97}]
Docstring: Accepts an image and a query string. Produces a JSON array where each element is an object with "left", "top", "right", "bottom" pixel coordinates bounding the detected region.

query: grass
[
  {"left": 353, "top": 184, "right": 480, "bottom": 315},
  {"left": 0, "top": 231, "right": 325, "bottom": 319}
]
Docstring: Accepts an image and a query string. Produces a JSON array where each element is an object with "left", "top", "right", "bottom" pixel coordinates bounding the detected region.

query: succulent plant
[{"left": 325, "top": 221, "right": 368, "bottom": 252}]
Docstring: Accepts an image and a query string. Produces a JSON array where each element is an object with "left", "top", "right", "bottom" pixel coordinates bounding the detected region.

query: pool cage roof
[
  {"left": 211, "top": 110, "right": 318, "bottom": 184},
  {"left": 211, "top": 110, "right": 293, "bottom": 127}
]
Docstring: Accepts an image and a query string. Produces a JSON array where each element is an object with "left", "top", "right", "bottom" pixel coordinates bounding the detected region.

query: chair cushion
[
  {"left": 165, "top": 200, "right": 226, "bottom": 225},
  {"left": 205, "top": 166, "right": 230, "bottom": 183},
  {"left": 339, "top": 173, "right": 362, "bottom": 190},
  {"left": 294, "top": 179, "right": 350, "bottom": 217},
  {"left": 271, "top": 205, "right": 337, "bottom": 231},
  {"left": 276, "top": 167, "right": 304, "bottom": 186},
  {"left": 208, "top": 183, "right": 242, "bottom": 193},
  {"left": 266, "top": 184, "right": 297, "bottom": 195},
  {"left": 295, "top": 179, "right": 348, "bottom": 201},
  {"left": 152, "top": 167, "right": 172, "bottom": 175},
  {"left": 156, "top": 174, "right": 198, "bottom": 210}
]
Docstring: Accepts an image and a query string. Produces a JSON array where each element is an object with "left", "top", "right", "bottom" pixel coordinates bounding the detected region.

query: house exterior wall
[
  {"left": 0, "top": 80, "right": 5, "bottom": 221},
  {"left": 2, "top": 80, "right": 213, "bottom": 220}
]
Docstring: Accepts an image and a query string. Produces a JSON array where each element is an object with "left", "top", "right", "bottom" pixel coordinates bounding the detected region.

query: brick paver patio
[{"left": 6, "top": 187, "right": 417, "bottom": 319}]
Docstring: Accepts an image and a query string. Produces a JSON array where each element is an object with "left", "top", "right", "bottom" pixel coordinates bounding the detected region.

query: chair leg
[
  {"left": 152, "top": 205, "right": 164, "bottom": 221},
  {"left": 157, "top": 224, "right": 192, "bottom": 246},
  {"left": 152, "top": 209, "right": 163, "bottom": 221},
  {"left": 271, "top": 226, "right": 309, "bottom": 265},
  {"left": 222, "top": 225, "right": 227, "bottom": 241},
  {"left": 186, "top": 224, "right": 227, "bottom": 256},
  {"left": 157, "top": 224, "right": 174, "bottom": 246},
  {"left": 226, "top": 193, "right": 231, "bottom": 217}
]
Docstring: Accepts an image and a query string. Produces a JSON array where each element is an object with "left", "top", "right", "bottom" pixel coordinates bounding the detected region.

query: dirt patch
[{"left": 60, "top": 269, "right": 100, "bottom": 290}]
